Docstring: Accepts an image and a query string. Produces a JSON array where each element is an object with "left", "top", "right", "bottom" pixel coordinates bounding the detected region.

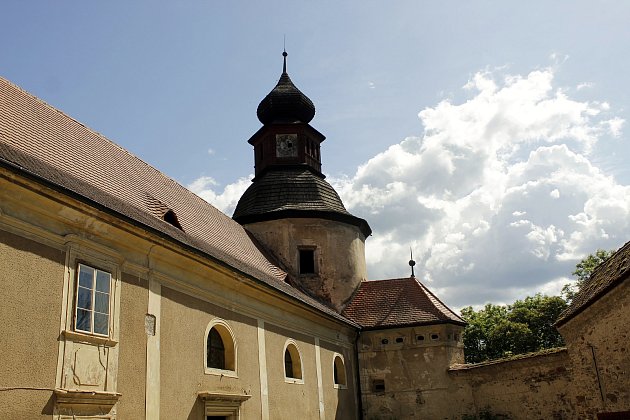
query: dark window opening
[
  {"left": 207, "top": 328, "right": 225, "bottom": 369},
  {"left": 417, "top": 335, "right": 425, "bottom": 341},
  {"left": 395, "top": 337, "right": 404, "bottom": 344},
  {"left": 431, "top": 333, "right": 439, "bottom": 341},
  {"left": 333, "top": 356, "right": 347, "bottom": 386},
  {"left": 381, "top": 338, "right": 389, "bottom": 345},
  {"left": 299, "top": 249, "right": 315, "bottom": 274},
  {"left": 285, "top": 349, "right": 294, "bottom": 378},
  {"left": 372, "top": 379, "right": 385, "bottom": 393}
]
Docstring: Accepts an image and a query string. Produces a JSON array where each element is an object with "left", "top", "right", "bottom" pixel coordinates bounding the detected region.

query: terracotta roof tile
[
  {"left": 342, "top": 277, "right": 465, "bottom": 329},
  {"left": 556, "top": 240, "right": 630, "bottom": 326},
  {"left": 0, "top": 76, "right": 354, "bottom": 325}
]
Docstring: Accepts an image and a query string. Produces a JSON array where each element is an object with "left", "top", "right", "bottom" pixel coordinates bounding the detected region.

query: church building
[{"left": 1, "top": 53, "right": 628, "bottom": 419}]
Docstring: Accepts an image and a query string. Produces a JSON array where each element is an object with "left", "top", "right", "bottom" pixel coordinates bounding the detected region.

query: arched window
[
  {"left": 207, "top": 328, "right": 225, "bottom": 369},
  {"left": 333, "top": 354, "right": 347, "bottom": 388},
  {"left": 283, "top": 340, "right": 303, "bottom": 382},
  {"left": 204, "top": 319, "right": 236, "bottom": 375}
]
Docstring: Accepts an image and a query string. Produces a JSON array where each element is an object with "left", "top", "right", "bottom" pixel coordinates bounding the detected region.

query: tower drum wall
[{"left": 243, "top": 218, "right": 367, "bottom": 311}]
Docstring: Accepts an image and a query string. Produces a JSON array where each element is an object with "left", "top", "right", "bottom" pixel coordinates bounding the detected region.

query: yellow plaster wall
[
  {"left": 116, "top": 272, "right": 149, "bottom": 419},
  {"left": 264, "top": 323, "right": 320, "bottom": 419},
  {"left": 159, "top": 285, "right": 262, "bottom": 420},
  {"left": 319, "top": 340, "right": 359, "bottom": 420},
  {"left": 0, "top": 228, "right": 65, "bottom": 419}
]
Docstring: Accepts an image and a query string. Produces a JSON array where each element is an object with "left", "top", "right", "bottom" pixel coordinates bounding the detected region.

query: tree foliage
[
  {"left": 562, "top": 248, "right": 615, "bottom": 302},
  {"left": 460, "top": 294, "right": 567, "bottom": 363}
]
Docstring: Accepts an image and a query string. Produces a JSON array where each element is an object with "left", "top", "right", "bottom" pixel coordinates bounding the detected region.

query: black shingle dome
[
  {"left": 233, "top": 167, "right": 371, "bottom": 237},
  {"left": 256, "top": 53, "right": 316, "bottom": 125}
]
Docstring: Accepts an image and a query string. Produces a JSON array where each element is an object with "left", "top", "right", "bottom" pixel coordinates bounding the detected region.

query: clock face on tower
[{"left": 276, "top": 134, "right": 298, "bottom": 158}]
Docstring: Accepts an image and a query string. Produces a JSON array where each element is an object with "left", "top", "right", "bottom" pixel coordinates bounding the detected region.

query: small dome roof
[{"left": 256, "top": 52, "right": 315, "bottom": 125}]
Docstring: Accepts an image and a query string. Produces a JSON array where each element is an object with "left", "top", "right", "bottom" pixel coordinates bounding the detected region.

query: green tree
[
  {"left": 562, "top": 249, "right": 615, "bottom": 302},
  {"left": 461, "top": 294, "right": 567, "bottom": 363}
]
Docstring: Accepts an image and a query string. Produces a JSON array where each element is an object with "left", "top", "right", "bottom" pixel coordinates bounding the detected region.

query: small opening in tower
[{"left": 299, "top": 249, "right": 315, "bottom": 274}]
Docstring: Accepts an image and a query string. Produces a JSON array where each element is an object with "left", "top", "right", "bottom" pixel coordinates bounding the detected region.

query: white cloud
[
  {"left": 207, "top": 148, "right": 215, "bottom": 155},
  {"left": 188, "top": 175, "right": 252, "bottom": 215},
  {"left": 331, "top": 66, "right": 629, "bottom": 307},
  {"left": 576, "top": 82, "right": 593, "bottom": 91}
]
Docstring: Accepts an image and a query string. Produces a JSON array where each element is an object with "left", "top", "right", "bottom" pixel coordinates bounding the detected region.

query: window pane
[
  {"left": 207, "top": 328, "right": 225, "bottom": 369},
  {"left": 95, "top": 291, "right": 109, "bottom": 314},
  {"left": 94, "top": 313, "right": 109, "bottom": 335},
  {"left": 78, "top": 265, "right": 94, "bottom": 288},
  {"left": 284, "top": 349, "right": 293, "bottom": 378},
  {"left": 76, "top": 309, "right": 91, "bottom": 332},
  {"left": 77, "top": 287, "right": 92, "bottom": 310},
  {"left": 96, "top": 270, "right": 110, "bottom": 293}
]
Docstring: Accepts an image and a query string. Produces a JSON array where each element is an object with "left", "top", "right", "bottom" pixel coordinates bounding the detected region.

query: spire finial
[
  {"left": 282, "top": 40, "right": 288, "bottom": 74},
  {"left": 409, "top": 248, "right": 416, "bottom": 278}
]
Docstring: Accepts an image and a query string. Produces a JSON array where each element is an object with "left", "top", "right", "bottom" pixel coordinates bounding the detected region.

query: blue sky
[{"left": 3, "top": 1, "right": 630, "bottom": 308}]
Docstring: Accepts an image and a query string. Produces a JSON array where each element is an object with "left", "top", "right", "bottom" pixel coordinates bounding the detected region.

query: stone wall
[
  {"left": 557, "top": 280, "right": 630, "bottom": 419},
  {"left": 450, "top": 348, "right": 574, "bottom": 419}
]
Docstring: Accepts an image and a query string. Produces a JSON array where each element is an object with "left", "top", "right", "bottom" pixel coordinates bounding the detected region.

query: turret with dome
[{"left": 233, "top": 51, "right": 371, "bottom": 311}]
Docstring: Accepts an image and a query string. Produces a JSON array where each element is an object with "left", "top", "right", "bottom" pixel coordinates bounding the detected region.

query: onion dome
[{"left": 256, "top": 51, "right": 316, "bottom": 125}]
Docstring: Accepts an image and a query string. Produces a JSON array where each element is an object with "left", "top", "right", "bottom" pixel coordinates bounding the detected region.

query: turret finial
[
  {"left": 282, "top": 49, "right": 288, "bottom": 74},
  {"left": 409, "top": 248, "right": 416, "bottom": 278}
]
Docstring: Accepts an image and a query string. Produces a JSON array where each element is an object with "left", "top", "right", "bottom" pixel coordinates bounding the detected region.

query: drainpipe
[{"left": 354, "top": 329, "right": 364, "bottom": 420}]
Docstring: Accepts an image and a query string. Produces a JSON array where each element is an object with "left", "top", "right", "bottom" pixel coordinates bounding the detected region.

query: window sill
[
  {"left": 333, "top": 384, "right": 348, "bottom": 390},
  {"left": 54, "top": 388, "right": 121, "bottom": 406},
  {"left": 204, "top": 368, "right": 238, "bottom": 378},
  {"left": 62, "top": 330, "right": 118, "bottom": 347},
  {"left": 284, "top": 377, "right": 304, "bottom": 385}
]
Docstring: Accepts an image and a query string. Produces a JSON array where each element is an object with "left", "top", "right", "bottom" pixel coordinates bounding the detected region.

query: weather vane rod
[
  {"left": 282, "top": 35, "right": 288, "bottom": 73},
  {"left": 409, "top": 248, "right": 416, "bottom": 278}
]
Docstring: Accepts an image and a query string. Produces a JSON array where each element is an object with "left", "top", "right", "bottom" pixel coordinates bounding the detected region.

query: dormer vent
[{"left": 144, "top": 193, "right": 183, "bottom": 230}]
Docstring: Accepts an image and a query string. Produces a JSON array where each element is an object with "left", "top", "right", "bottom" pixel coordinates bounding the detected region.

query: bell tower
[
  {"left": 233, "top": 51, "right": 371, "bottom": 312},
  {"left": 249, "top": 51, "right": 324, "bottom": 177}
]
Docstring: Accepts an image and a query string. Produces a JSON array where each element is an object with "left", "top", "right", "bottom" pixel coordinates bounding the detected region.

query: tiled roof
[
  {"left": 233, "top": 167, "right": 371, "bottom": 236},
  {"left": 0, "top": 76, "right": 355, "bottom": 325},
  {"left": 556, "top": 240, "right": 630, "bottom": 326},
  {"left": 342, "top": 277, "right": 465, "bottom": 329}
]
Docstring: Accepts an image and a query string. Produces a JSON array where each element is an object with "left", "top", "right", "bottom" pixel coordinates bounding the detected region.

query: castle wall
[
  {"left": 358, "top": 324, "right": 470, "bottom": 419},
  {"left": 557, "top": 280, "right": 630, "bottom": 419},
  {"left": 450, "top": 348, "right": 574, "bottom": 419},
  {"left": 244, "top": 218, "right": 367, "bottom": 311}
]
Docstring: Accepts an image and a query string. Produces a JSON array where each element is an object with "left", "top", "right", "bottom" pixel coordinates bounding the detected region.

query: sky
[{"left": 3, "top": 1, "right": 630, "bottom": 310}]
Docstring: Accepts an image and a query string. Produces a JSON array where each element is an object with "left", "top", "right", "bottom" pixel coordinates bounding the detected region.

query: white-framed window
[
  {"left": 74, "top": 263, "right": 112, "bottom": 336},
  {"left": 333, "top": 354, "right": 347, "bottom": 389},
  {"left": 204, "top": 319, "right": 237, "bottom": 377},
  {"left": 283, "top": 339, "right": 304, "bottom": 384}
]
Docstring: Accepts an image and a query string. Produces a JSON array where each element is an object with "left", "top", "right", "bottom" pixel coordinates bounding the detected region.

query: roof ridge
[{"left": 413, "top": 277, "right": 465, "bottom": 323}]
